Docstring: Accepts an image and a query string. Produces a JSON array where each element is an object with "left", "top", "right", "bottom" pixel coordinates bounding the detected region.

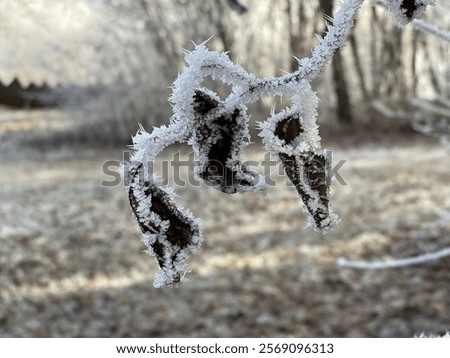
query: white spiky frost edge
[
  {"left": 126, "top": 0, "right": 369, "bottom": 177},
  {"left": 300, "top": 149, "right": 340, "bottom": 233},
  {"left": 129, "top": 171, "right": 203, "bottom": 288},
  {"left": 258, "top": 82, "right": 321, "bottom": 156},
  {"left": 121, "top": 0, "right": 396, "bottom": 287},
  {"left": 384, "top": 0, "right": 436, "bottom": 27},
  {"left": 305, "top": 204, "right": 340, "bottom": 233}
]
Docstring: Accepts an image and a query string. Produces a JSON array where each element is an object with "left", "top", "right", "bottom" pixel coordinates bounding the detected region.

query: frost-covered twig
[
  {"left": 279, "top": 0, "right": 365, "bottom": 83},
  {"left": 372, "top": 0, "right": 437, "bottom": 28},
  {"left": 374, "top": 1, "right": 449, "bottom": 42},
  {"left": 337, "top": 246, "right": 450, "bottom": 269},
  {"left": 125, "top": 0, "right": 435, "bottom": 287}
]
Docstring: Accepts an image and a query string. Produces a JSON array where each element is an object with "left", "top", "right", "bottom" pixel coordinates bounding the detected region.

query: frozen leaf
[
  {"left": 191, "top": 89, "right": 266, "bottom": 194},
  {"left": 128, "top": 164, "right": 202, "bottom": 287},
  {"left": 122, "top": 0, "right": 435, "bottom": 286},
  {"left": 385, "top": 0, "right": 436, "bottom": 27},
  {"left": 279, "top": 149, "right": 338, "bottom": 232}
]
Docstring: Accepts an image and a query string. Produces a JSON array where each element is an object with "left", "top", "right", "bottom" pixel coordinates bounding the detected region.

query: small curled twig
[{"left": 124, "top": 0, "right": 435, "bottom": 287}]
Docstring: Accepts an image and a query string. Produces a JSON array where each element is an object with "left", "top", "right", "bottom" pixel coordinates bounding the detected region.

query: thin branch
[
  {"left": 412, "top": 19, "right": 450, "bottom": 42},
  {"left": 373, "top": 0, "right": 448, "bottom": 41},
  {"left": 125, "top": 0, "right": 438, "bottom": 287},
  {"left": 273, "top": 0, "right": 365, "bottom": 84},
  {"left": 372, "top": 100, "right": 410, "bottom": 119},
  {"left": 435, "top": 95, "right": 450, "bottom": 109},
  {"left": 338, "top": 246, "right": 450, "bottom": 269},
  {"left": 410, "top": 98, "right": 450, "bottom": 118}
]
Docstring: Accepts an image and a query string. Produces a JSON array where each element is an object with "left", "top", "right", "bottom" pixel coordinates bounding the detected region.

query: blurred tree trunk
[
  {"left": 411, "top": 29, "right": 418, "bottom": 96},
  {"left": 139, "top": 0, "right": 182, "bottom": 78},
  {"left": 370, "top": 7, "right": 380, "bottom": 98},
  {"left": 371, "top": 6, "right": 407, "bottom": 105},
  {"left": 319, "top": 0, "right": 353, "bottom": 125},
  {"left": 286, "top": 0, "right": 308, "bottom": 72},
  {"left": 349, "top": 25, "right": 369, "bottom": 101},
  {"left": 215, "top": 1, "right": 234, "bottom": 54},
  {"left": 382, "top": 26, "right": 406, "bottom": 98},
  {"left": 421, "top": 38, "right": 440, "bottom": 93}
]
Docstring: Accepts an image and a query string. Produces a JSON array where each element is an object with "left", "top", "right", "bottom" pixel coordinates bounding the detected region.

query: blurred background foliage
[
  {"left": 1, "top": 0, "right": 450, "bottom": 338},
  {"left": 0, "top": 0, "right": 449, "bottom": 145}
]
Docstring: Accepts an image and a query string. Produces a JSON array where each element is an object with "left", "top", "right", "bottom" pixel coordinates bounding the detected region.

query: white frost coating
[
  {"left": 128, "top": 165, "right": 203, "bottom": 288},
  {"left": 126, "top": 0, "right": 368, "bottom": 173},
  {"left": 306, "top": 210, "right": 340, "bottom": 233},
  {"left": 295, "top": 0, "right": 365, "bottom": 82},
  {"left": 384, "top": 0, "right": 436, "bottom": 27},
  {"left": 189, "top": 89, "right": 268, "bottom": 194},
  {"left": 129, "top": 122, "right": 189, "bottom": 166},
  {"left": 258, "top": 82, "right": 321, "bottom": 156},
  {"left": 123, "top": 0, "right": 435, "bottom": 287}
]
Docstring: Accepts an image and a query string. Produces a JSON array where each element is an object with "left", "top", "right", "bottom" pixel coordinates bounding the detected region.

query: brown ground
[{"left": 0, "top": 108, "right": 449, "bottom": 337}]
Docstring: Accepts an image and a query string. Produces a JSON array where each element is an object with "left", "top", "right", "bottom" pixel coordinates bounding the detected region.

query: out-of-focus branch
[
  {"left": 410, "top": 98, "right": 450, "bottom": 118},
  {"left": 338, "top": 246, "right": 450, "bottom": 269},
  {"left": 373, "top": 0, "right": 447, "bottom": 41},
  {"left": 413, "top": 19, "right": 450, "bottom": 42}
]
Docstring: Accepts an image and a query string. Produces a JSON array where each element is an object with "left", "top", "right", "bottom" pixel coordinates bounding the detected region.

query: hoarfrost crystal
[{"left": 122, "top": 0, "right": 433, "bottom": 287}]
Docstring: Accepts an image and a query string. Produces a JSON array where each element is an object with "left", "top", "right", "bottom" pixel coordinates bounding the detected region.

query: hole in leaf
[
  {"left": 401, "top": 0, "right": 418, "bottom": 19},
  {"left": 274, "top": 114, "right": 304, "bottom": 145}
]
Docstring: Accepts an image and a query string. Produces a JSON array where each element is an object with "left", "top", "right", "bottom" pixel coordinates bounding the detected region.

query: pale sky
[{"left": 0, "top": 0, "right": 104, "bottom": 87}]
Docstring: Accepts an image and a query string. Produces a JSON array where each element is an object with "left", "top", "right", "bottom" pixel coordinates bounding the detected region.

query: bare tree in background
[
  {"left": 11, "top": 0, "right": 447, "bottom": 145},
  {"left": 319, "top": 0, "right": 353, "bottom": 125}
]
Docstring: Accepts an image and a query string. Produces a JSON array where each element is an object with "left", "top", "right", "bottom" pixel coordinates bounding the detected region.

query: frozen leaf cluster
[{"left": 123, "top": 0, "right": 433, "bottom": 287}]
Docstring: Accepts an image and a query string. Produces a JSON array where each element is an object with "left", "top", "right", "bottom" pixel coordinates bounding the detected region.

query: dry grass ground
[{"left": 0, "top": 108, "right": 449, "bottom": 337}]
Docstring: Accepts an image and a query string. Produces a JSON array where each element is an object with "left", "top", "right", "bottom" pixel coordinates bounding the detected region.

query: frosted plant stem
[
  {"left": 228, "top": 0, "right": 366, "bottom": 105},
  {"left": 124, "top": 0, "right": 437, "bottom": 287},
  {"left": 289, "top": 0, "right": 365, "bottom": 83},
  {"left": 337, "top": 246, "right": 450, "bottom": 269},
  {"left": 131, "top": 0, "right": 366, "bottom": 167}
]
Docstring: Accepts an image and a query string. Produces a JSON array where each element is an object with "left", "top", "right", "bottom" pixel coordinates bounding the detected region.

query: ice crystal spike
[
  {"left": 122, "top": 0, "right": 435, "bottom": 286},
  {"left": 128, "top": 164, "right": 202, "bottom": 287},
  {"left": 192, "top": 89, "right": 261, "bottom": 194},
  {"left": 385, "top": 0, "right": 436, "bottom": 27}
]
